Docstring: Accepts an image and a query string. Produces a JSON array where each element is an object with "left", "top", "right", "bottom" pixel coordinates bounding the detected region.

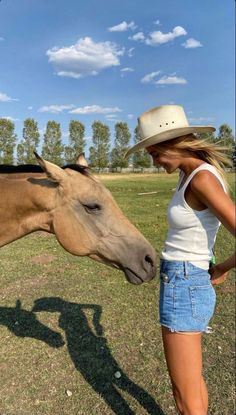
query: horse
[{"left": 0, "top": 153, "right": 156, "bottom": 284}]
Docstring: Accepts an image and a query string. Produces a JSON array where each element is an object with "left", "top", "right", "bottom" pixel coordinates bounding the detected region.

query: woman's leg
[{"left": 161, "top": 326, "right": 208, "bottom": 415}]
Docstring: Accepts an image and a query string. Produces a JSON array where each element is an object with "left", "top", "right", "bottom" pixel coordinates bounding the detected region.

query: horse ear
[
  {"left": 34, "top": 152, "right": 67, "bottom": 183},
  {"left": 76, "top": 152, "right": 88, "bottom": 167}
]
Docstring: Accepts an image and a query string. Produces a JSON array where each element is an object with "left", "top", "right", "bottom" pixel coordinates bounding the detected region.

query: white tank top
[{"left": 161, "top": 163, "right": 226, "bottom": 269}]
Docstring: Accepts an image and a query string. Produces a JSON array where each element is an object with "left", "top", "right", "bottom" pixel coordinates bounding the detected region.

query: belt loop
[{"left": 184, "top": 261, "right": 188, "bottom": 277}]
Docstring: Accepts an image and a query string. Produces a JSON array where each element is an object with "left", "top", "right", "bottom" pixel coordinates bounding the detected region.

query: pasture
[{"left": 0, "top": 172, "right": 235, "bottom": 415}]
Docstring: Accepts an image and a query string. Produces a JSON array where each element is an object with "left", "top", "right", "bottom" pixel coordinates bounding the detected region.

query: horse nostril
[{"left": 145, "top": 254, "right": 154, "bottom": 267}]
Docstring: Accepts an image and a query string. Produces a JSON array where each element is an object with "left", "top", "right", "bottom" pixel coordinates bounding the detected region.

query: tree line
[{"left": 0, "top": 118, "right": 235, "bottom": 169}]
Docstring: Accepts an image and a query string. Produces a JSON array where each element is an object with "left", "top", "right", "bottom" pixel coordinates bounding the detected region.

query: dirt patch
[
  {"left": 31, "top": 255, "right": 56, "bottom": 265},
  {"left": 0, "top": 275, "right": 47, "bottom": 297}
]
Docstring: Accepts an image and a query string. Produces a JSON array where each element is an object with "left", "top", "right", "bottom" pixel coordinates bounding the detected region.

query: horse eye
[{"left": 83, "top": 203, "right": 101, "bottom": 213}]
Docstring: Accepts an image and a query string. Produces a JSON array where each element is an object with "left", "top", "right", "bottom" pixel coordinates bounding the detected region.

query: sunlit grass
[{"left": 0, "top": 173, "right": 234, "bottom": 415}]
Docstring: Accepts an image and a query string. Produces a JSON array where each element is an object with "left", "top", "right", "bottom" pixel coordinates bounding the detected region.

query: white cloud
[
  {"left": 156, "top": 75, "right": 187, "bottom": 85},
  {"left": 0, "top": 37, "right": 5, "bottom": 42},
  {"left": 146, "top": 26, "right": 187, "bottom": 45},
  {"left": 182, "top": 38, "right": 203, "bottom": 48},
  {"left": 127, "top": 47, "right": 135, "bottom": 57},
  {"left": 129, "top": 32, "right": 145, "bottom": 41},
  {"left": 154, "top": 20, "right": 161, "bottom": 25},
  {"left": 108, "top": 21, "right": 136, "bottom": 32},
  {"left": 105, "top": 114, "right": 119, "bottom": 122},
  {"left": 141, "top": 71, "right": 161, "bottom": 83},
  {"left": 47, "top": 37, "right": 124, "bottom": 79},
  {"left": 127, "top": 114, "right": 134, "bottom": 119},
  {"left": 105, "top": 118, "right": 118, "bottom": 123},
  {"left": 56, "top": 71, "right": 89, "bottom": 79},
  {"left": 69, "top": 105, "right": 122, "bottom": 115},
  {"left": 28, "top": 106, "right": 33, "bottom": 110},
  {"left": 106, "top": 114, "right": 118, "bottom": 118},
  {"left": 141, "top": 72, "right": 187, "bottom": 86},
  {"left": 0, "top": 92, "right": 18, "bottom": 102},
  {"left": 120, "top": 67, "right": 134, "bottom": 72},
  {"left": 105, "top": 114, "right": 122, "bottom": 123},
  {"left": 38, "top": 104, "right": 75, "bottom": 113}
]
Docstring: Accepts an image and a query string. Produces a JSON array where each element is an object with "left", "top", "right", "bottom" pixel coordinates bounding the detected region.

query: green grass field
[{"left": 0, "top": 173, "right": 235, "bottom": 415}]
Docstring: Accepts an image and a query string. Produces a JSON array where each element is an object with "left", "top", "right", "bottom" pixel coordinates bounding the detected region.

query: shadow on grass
[
  {"left": 0, "top": 299, "right": 64, "bottom": 347},
  {"left": 33, "top": 297, "right": 165, "bottom": 415},
  {"left": 0, "top": 297, "right": 165, "bottom": 415}
]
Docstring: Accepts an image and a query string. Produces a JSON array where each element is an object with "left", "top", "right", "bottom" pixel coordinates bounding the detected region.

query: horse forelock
[{"left": 62, "top": 164, "right": 91, "bottom": 177}]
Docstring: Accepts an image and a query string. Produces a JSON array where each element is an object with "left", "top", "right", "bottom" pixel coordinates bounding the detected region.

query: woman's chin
[
  {"left": 164, "top": 166, "right": 172, "bottom": 174},
  {"left": 164, "top": 165, "right": 178, "bottom": 174}
]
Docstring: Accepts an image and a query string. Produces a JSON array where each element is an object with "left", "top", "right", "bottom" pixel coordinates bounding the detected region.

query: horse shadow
[{"left": 0, "top": 298, "right": 165, "bottom": 415}]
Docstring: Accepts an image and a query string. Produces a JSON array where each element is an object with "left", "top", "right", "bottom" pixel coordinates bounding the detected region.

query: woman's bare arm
[{"left": 190, "top": 171, "right": 235, "bottom": 285}]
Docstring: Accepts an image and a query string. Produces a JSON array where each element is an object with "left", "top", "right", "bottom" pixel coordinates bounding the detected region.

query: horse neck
[{"left": 0, "top": 176, "right": 56, "bottom": 247}]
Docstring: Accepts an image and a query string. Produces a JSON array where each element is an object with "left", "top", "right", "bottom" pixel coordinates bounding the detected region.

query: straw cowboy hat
[{"left": 125, "top": 105, "right": 215, "bottom": 157}]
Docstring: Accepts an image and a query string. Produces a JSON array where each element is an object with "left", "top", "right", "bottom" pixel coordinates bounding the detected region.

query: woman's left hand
[{"left": 209, "top": 265, "right": 228, "bottom": 285}]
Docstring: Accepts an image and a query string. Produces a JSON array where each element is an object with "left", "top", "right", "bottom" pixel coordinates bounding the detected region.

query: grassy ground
[{"left": 0, "top": 173, "right": 235, "bottom": 415}]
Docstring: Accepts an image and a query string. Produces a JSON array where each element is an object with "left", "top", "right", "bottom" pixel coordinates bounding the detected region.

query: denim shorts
[{"left": 159, "top": 260, "right": 216, "bottom": 333}]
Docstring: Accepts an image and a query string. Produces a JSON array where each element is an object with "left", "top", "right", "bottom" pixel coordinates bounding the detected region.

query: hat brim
[{"left": 125, "top": 126, "right": 215, "bottom": 157}]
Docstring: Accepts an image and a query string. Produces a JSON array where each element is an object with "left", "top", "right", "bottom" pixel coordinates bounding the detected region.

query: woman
[{"left": 126, "top": 105, "right": 235, "bottom": 415}]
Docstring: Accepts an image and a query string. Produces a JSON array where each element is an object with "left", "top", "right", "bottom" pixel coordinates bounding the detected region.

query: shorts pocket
[{"left": 189, "top": 284, "right": 216, "bottom": 323}]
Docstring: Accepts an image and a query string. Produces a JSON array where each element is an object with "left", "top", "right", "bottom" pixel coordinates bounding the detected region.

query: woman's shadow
[
  {"left": 0, "top": 299, "right": 64, "bottom": 348},
  {"left": 32, "top": 297, "right": 165, "bottom": 415}
]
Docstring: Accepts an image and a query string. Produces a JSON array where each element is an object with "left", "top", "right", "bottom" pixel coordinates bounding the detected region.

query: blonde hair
[{"left": 154, "top": 134, "right": 231, "bottom": 190}]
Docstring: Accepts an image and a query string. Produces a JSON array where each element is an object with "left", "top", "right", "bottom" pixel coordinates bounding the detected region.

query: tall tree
[
  {"left": 216, "top": 124, "right": 235, "bottom": 162},
  {"left": 64, "top": 120, "right": 86, "bottom": 164},
  {"left": 0, "top": 118, "right": 17, "bottom": 164},
  {"left": 132, "top": 126, "right": 151, "bottom": 169},
  {"left": 88, "top": 146, "right": 97, "bottom": 168},
  {"left": 42, "top": 121, "right": 64, "bottom": 165},
  {"left": 217, "top": 124, "right": 234, "bottom": 145},
  {"left": 232, "top": 143, "right": 236, "bottom": 168},
  {"left": 17, "top": 118, "right": 40, "bottom": 164},
  {"left": 110, "top": 122, "right": 131, "bottom": 171},
  {"left": 196, "top": 131, "right": 216, "bottom": 142},
  {"left": 89, "top": 121, "right": 110, "bottom": 170},
  {"left": 16, "top": 142, "right": 25, "bottom": 165}
]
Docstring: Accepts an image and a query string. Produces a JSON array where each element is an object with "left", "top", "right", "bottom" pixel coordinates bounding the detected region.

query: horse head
[{"left": 34, "top": 153, "right": 157, "bottom": 285}]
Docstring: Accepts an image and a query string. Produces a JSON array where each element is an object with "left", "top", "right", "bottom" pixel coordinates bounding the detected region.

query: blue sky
[{"left": 0, "top": 0, "right": 235, "bottom": 155}]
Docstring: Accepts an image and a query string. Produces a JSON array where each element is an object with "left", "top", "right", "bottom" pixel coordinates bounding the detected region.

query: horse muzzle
[{"left": 123, "top": 261, "right": 156, "bottom": 285}]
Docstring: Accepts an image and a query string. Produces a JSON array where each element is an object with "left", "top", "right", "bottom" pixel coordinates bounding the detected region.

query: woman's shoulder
[{"left": 190, "top": 168, "right": 225, "bottom": 194}]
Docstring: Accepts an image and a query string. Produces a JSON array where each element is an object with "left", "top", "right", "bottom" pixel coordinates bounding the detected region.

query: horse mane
[{"left": 0, "top": 163, "right": 90, "bottom": 176}]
